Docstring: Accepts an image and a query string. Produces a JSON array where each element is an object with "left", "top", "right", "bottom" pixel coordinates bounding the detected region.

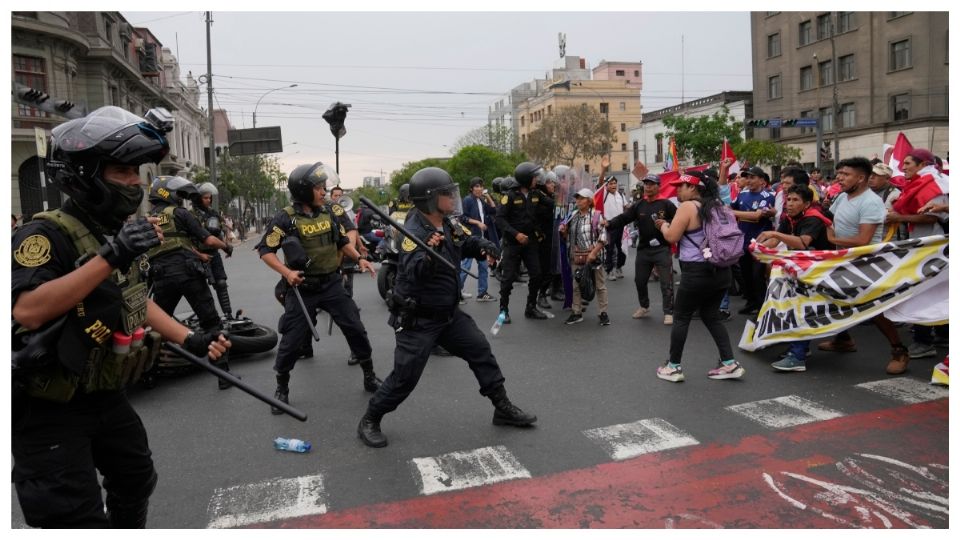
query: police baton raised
[
  {"left": 162, "top": 342, "right": 308, "bottom": 422},
  {"left": 291, "top": 283, "right": 321, "bottom": 342},
  {"left": 357, "top": 196, "right": 477, "bottom": 279}
]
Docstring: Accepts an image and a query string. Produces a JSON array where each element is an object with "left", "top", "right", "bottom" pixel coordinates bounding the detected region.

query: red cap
[
  {"left": 668, "top": 174, "right": 703, "bottom": 187},
  {"left": 112, "top": 331, "right": 133, "bottom": 345}
]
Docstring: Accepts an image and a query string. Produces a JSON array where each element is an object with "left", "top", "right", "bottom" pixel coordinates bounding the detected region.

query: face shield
[{"left": 434, "top": 183, "right": 463, "bottom": 216}]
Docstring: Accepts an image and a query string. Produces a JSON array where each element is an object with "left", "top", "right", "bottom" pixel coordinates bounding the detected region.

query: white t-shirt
[
  {"left": 831, "top": 189, "right": 886, "bottom": 245},
  {"left": 600, "top": 188, "right": 626, "bottom": 219}
]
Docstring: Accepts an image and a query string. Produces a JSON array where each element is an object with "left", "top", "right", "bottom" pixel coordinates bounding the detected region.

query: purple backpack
[{"left": 695, "top": 205, "right": 744, "bottom": 267}]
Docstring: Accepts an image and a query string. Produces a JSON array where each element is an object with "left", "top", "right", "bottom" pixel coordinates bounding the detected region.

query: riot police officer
[
  {"left": 494, "top": 162, "right": 554, "bottom": 322},
  {"left": 12, "top": 105, "right": 230, "bottom": 528},
  {"left": 145, "top": 175, "right": 234, "bottom": 389},
  {"left": 257, "top": 162, "right": 382, "bottom": 415},
  {"left": 535, "top": 171, "right": 559, "bottom": 309},
  {"left": 357, "top": 167, "right": 537, "bottom": 448},
  {"left": 189, "top": 182, "right": 235, "bottom": 318}
]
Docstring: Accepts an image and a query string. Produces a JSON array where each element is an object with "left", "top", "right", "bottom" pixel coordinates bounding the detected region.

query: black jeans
[
  {"left": 604, "top": 225, "right": 627, "bottom": 272},
  {"left": 670, "top": 261, "right": 734, "bottom": 364},
  {"left": 737, "top": 251, "right": 767, "bottom": 308},
  {"left": 634, "top": 246, "right": 674, "bottom": 314},
  {"left": 499, "top": 240, "right": 542, "bottom": 311},
  {"left": 152, "top": 270, "right": 221, "bottom": 332}
]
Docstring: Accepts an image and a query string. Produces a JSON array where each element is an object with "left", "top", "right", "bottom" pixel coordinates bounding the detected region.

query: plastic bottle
[
  {"left": 112, "top": 331, "right": 132, "bottom": 354},
  {"left": 131, "top": 327, "right": 145, "bottom": 349},
  {"left": 273, "top": 437, "right": 311, "bottom": 453},
  {"left": 542, "top": 310, "right": 555, "bottom": 319},
  {"left": 490, "top": 311, "right": 506, "bottom": 336}
]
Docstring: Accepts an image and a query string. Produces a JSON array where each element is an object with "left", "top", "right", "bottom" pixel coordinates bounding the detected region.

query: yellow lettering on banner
[{"left": 299, "top": 220, "right": 331, "bottom": 237}]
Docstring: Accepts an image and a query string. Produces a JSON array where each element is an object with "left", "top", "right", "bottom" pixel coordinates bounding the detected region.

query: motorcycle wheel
[
  {"left": 377, "top": 265, "right": 396, "bottom": 300},
  {"left": 228, "top": 324, "right": 279, "bottom": 355}
]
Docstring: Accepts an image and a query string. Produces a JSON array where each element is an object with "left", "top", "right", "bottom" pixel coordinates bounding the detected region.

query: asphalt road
[{"left": 11, "top": 238, "right": 950, "bottom": 529}]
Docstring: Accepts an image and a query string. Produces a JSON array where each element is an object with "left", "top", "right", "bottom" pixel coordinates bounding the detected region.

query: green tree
[
  {"left": 193, "top": 153, "right": 287, "bottom": 229},
  {"left": 445, "top": 145, "right": 519, "bottom": 194},
  {"left": 389, "top": 157, "right": 449, "bottom": 193},
  {"left": 661, "top": 106, "right": 744, "bottom": 164},
  {"left": 522, "top": 104, "right": 614, "bottom": 166},
  {"left": 733, "top": 139, "right": 803, "bottom": 168},
  {"left": 350, "top": 185, "right": 392, "bottom": 208},
  {"left": 450, "top": 124, "right": 516, "bottom": 154}
]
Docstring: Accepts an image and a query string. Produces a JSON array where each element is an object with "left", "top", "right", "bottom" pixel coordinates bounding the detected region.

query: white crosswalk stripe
[
  {"left": 410, "top": 445, "right": 531, "bottom": 495},
  {"left": 583, "top": 418, "right": 700, "bottom": 461},
  {"left": 855, "top": 378, "right": 950, "bottom": 404},
  {"left": 726, "top": 395, "right": 844, "bottom": 429},
  {"left": 206, "top": 474, "right": 328, "bottom": 529}
]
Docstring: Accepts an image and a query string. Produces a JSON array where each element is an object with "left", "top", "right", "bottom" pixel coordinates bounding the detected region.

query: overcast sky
[{"left": 122, "top": 10, "right": 753, "bottom": 188}]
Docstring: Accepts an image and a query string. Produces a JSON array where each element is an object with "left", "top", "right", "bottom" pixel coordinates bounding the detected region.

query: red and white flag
[
  {"left": 882, "top": 132, "right": 913, "bottom": 187},
  {"left": 721, "top": 138, "right": 741, "bottom": 176}
]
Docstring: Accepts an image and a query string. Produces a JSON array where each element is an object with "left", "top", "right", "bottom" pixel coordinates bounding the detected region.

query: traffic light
[
  {"left": 13, "top": 82, "right": 85, "bottom": 119},
  {"left": 782, "top": 118, "right": 798, "bottom": 127},
  {"left": 746, "top": 119, "right": 769, "bottom": 128},
  {"left": 819, "top": 144, "right": 832, "bottom": 162},
  {"left": 322, "top": 102, "right": 351, "bottom": 139}
]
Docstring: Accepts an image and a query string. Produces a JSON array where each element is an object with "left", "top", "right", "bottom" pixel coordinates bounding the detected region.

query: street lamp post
[{"left": 253, "top": 84, "right": 297, "bottom": 128}]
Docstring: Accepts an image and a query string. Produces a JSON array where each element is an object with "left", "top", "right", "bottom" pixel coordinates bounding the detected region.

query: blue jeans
[
  {"left": 460, "top": 257, "right": 488, "bottom": 296},
  {"left": 787, "top": 340, "right": 810, "bottom": 361}
]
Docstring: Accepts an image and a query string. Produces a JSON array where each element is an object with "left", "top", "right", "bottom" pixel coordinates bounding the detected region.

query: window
[
  {"left": 599, "top": 102, "right": 609, "bottom": 114},
  {"left": 655, "top": 137, "right": 663, "bottom": 162},
  {"left": 520, "top": 115, "right": 525, "bottom": 127},
  {"left": 768, "top": 75, "right": 782, "bottom": 99},
  {"left": 770, "top": 127, "right": 781, "bottom": 140},
  {"left": 634, "top": 70, "right": 639, "bottom": 77},
  {"left": 633, "top": 140, "right": 639, "bottom": 163},
  {"left": 547, "top": 105, "right": 552, "bottom": 115},
  {"left": 819, "top": 107, "right": 834, "bottom": 131},
  {"left": 584, "top": 164, "right": 590, "bottom": 173},
  {"left": 800, "top": 66, "right": 814, "bottom": 90},
  {"left": 840, "top": 103, "right": 856, "bottom": 128},
  {"left": 619, "top": 102, "right": 626, "bottom": 112},
  {"left": 839, "top": 54, "right": 855, "bottom": 81},
  {"left": 13, "top": 55, "right": 47, "bottom": 118},
  {"left": 799, "top": 20, "right": 812, "bottom": 46},
  {"left": 615, "top": 69, "right": 625, "bottom": 76},
  {"left": 837, "top": 12, "right": 855, "bottom": 33},
  {"left": 892, "top": 93, "right": 911, "bottom": 120},
  {"left": 621, "top": 163, "right": 629, "bottom": 171},
  {"left": 104, "top": 16, "right": 114, "bottom": 45},
  {"left": 817, "top": 13, "right": 833, "bottom": 41},
  {"left": 109, "top": 85, "right": 120, "bottom": 106},
  {"left": 621, "top": 143, "right": 627, "bottom": 151},
  {"left": 800, "top": 110, "right": 814, "bottom": 135},
  {"left": 620, "top": 123, "right": 626, "bottom": 132},
  {"left": 767, "top": 33, "right": 781, "bottom": 57},
  {"left": 819, "top": 60, "right": 834, "bottom": 85},
  {"left": 891, "top": 39, "right": 912, "bottom": 71}
]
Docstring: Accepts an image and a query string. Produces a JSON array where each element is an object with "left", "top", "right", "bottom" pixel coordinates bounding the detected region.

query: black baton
[
  {"left": 162, "top": 342, "right": 308, "bottom": 422},
  {"left": 358, "top": 196, "right": 478, "bottom": 279},
  {"left": 291, "top": 283, "right": 321, "bottom": 342}
]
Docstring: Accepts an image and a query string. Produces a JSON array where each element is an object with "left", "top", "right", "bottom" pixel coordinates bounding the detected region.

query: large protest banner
[{"left": 739, "top": 236, "right": 948, "bottom": 351}]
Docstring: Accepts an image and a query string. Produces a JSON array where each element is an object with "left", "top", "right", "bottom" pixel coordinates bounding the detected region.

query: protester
[
  {"left": 654, "top": 171, "right": 743, "bottom": 382},
  {"left": 596, "top": 157, "right": 628, "bottom": 280},
  {"left": 819, "top": 157, "right": 910, "bottom": 374},
  {"left": 459, "top": 177, "right": 498, "bottom": 303},
  {"left": 730, "top": 166, "right": 775, "bottom": 315},
  {"left": 608, "top": 174, "right": 676, "bottom": 324},
  {"left": 757, "top": 184, "right": 834, "bottom": 371},
  {"left": 558, "top": 188, "right": 609, "bottom": 325}
]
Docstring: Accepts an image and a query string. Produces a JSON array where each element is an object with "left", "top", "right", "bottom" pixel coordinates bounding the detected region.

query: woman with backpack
[{"left": 654, "top": 169, "right": 745, "bottom": 382}]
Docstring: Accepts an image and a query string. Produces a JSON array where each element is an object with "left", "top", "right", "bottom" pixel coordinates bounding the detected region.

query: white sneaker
[
  {"left": 663, "top": 314, "right": 674, "bottom": 325},
  {"left": 616, "top": 268, "right": 625, "bottom": 279},
  {"left": 632, "top": 307, "right": 650, "bottom": 319},
  {"left": 461, "top": 292, "right": 474, "bottom": 299}
]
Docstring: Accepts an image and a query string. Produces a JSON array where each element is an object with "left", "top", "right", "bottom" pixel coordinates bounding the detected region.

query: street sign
[
  {"left": 34, "top": 127, "right": 47, "bottom": 157},
  {"left": 227, "top": 126, "right": 283, "bottom": 156},
  {"left": 796, "top": 118, "right": 819, "bottom": 127},
  {"left": 768, "top": 118, "right": 782, "bottom": 128}
]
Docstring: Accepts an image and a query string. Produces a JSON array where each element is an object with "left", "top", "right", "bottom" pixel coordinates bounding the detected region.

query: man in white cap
[{"left": 558, "top": 188, "right": 610, "bottom": 325}]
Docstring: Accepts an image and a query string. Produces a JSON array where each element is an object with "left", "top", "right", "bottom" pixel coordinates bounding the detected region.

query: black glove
[
  {"left": 223, "top": 243, "right": 234, "bottom": 257},
  {"left": 479, "top": 239, "right": 501, "bottom": 260},
  {"left": 183, "top": 330, "right": 222, "bottom": 357},
  {"left": 98, "top": 218, "right": 161, "bottom": 273}
]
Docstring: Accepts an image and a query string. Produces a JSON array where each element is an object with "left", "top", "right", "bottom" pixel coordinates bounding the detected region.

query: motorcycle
[
  {"left": 376, "top": 223, "right": 401, "bottom": 300},
  {"left": 148, "top": 309, "right": 278, "bottom": 383}
]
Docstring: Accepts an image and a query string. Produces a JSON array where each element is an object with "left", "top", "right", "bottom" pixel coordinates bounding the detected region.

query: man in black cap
[
  {"left": 606, "top": 174, "right": 677, "bottom": 325},
  {"left": 730, "top": 166, "right": 776, "bottom": 315}
]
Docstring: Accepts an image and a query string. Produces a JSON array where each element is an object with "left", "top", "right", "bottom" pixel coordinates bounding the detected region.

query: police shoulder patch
[
  {"left": 265, "top": 230, "right": 281, "bottom": 248},
  {"left": 501, "top": 195, "right": 509, "bottom": 205},
  {"left": 401, "top": 237, "right": 417, "bottom": 252},
  {"left": 332, "top": 204, "right": 345, "bottom": 216},
  {"left": 14, "top": 234, "right": 52, "bottom": 267},
  {"left": 461, "top": 224, "right": 472, "bottom": 235}
]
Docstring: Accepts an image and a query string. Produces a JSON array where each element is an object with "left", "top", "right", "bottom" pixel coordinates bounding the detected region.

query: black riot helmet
[
  {"left": 502, "top": 176, "right": 520, "bottom": 191},
  {"left": 398, "top": 183, "right": 411, "bottom": 204},
  {"left": 514, "top": 162, "right": 544, "bottom": 189},
  {"left": 409, "top": 167, "right": 460, "bottom": 214},
  {"left": 491, "top": 177, "right": 504, "bottom": 194},
  {"left": 45, "top": 105, "right": 171, "bottom": 233},
  {"left": 149, "top": 175, "right": 197, "bottom": 206},
  {"left": 288, "top": 161, "right": 340, "bottom": 205}
]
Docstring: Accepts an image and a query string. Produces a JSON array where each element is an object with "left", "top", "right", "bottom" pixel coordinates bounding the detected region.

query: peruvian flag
[
  {"left": 657, "top": 163, "right": 710, "bottom": 201},
  {"left": 721, "top": 138, "right": 741, "bottom": 177},
  {"left": 882, "top": 132, "right": 913, "bottom": 188},
  {"left": 593, "top": 187, "right": 606, "bottom": 216}
]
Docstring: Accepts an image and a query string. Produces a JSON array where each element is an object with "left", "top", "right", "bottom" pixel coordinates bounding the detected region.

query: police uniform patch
[
  {"left": 461, "top": 224, "right": 472, "bottom": 235},
  {"left": 14, "top": 234, "right": 52, "bottom": 267},
  {"left": 401, "top": 237, "right": 417, "bottom": 252},
  {"left": 332, "top": 204, "right": 345, "bottom": 217},
  {"left": 501, "top": 195, "right": 508, "bottom": 205},
  {"left": 265, "top": 230, "right": 281, "bottom": 248},
  {"left": 339, "top": 225, "right": 346, "bottom": 235}
]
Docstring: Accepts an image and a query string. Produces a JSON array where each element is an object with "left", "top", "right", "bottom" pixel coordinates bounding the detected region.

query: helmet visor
[{"left": 51, "top": 106, "right": 146, "bottom": 152}]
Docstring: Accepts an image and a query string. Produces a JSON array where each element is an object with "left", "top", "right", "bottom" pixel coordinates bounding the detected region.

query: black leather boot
[
  {"left": 524, "top": 303, "right": 548, "bottom": 319},
  {"left": 271, "top": 372, "right": 290, "bottom": 415},
  {"left": 357, "top": 409, "right": 388, "bottom": 447},
  {"left": 214, "top": 280, "right": 233, "bottom": 319},
  {"left": 488, "top": 385, "right": 537, "bottom": 426},
  {"left": 359, "top": 359, "right": 382, "bottom": 392},
  {"left": 536, "top": 293, "right": 552, "bottom": 310}
]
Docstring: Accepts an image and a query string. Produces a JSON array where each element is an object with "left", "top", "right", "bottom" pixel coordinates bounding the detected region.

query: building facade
[
  {"left": 750, "top": 11, "right": 948, "bottom": 167},
  {"left": 11, "top": 11, "right": 209, "bottom": 217},
  {"left": 629, "top": 91, "right": 753, "bottom": 173}
]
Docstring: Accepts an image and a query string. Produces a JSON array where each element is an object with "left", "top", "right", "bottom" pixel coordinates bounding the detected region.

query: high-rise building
[{"left": 750, "top": 11, "right": 948, "bottom": 167}]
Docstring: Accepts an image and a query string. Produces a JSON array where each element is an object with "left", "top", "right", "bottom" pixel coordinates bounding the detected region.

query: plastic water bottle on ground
[
  {"left": 542, "top": 310, "right": 555, "bottom": 319},
  {"left": 491, "top": 311, "right": 506, "bottom": 336},
  {"left": 274, "top": 437, "right": 311, "bottom": 453}
]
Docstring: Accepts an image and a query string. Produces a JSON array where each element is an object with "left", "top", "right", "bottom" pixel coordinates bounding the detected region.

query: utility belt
[
  {"left": 414, "top": 306, "right": 456, "bottom": 323},
  {"left": 22, "top": 329, "right": 162, "bottom": 403},
  {"left": 300, "top": 271, "right": 341, "bottom": 290}
]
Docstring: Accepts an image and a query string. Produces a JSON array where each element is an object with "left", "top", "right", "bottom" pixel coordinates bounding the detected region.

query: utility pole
[
  {"left": 205, "top": 11, "right": 216, "bottom": 185},
  {"left": 830, "top": 12, "right": 840, "bottom": 164}
]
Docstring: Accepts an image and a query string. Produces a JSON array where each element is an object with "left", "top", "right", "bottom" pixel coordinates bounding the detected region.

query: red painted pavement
[{"left": 256, "top": 400, "right": 949, "bottom": 529}]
